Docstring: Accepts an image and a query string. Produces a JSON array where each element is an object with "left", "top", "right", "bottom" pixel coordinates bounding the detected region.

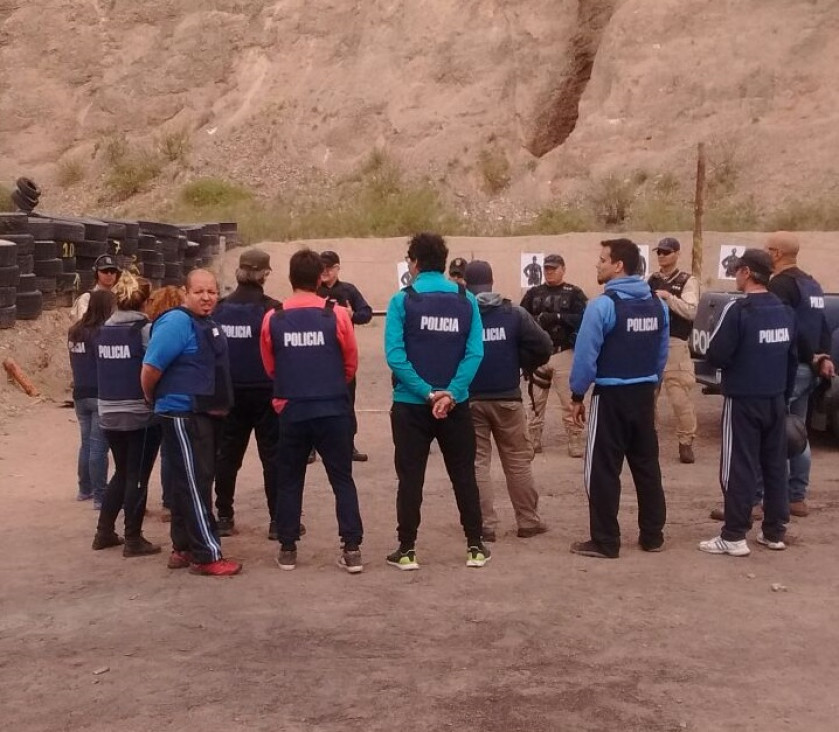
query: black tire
[
  {"left": 75, "top": 240, "right": 107, "bottom": 258},
  {"left": 33, "top": 240, "right": 58, "bottom": 260},
  {"left": 149, "top": 278, "right": 164, "bottom": 290},
  {"left": 0, "top": 287, "right": 16, "bottom": 308},
  {"left": 34, "top": 258, "right": 63, "bottom": 277},
  {"left": 75, "top": 256, "right": 98, "bottom": 271},
  {"left": 0, "top": 240, "right": 17, "bottom": 266},
  {"left": 1, "top": 233, "right": 34, "bottom": 255},
  {"left": 0, "top": 265, "right": 21, "bottom": 287},
  {"left": 51, "top": 221, "right": 86, "bottom": 243},
  {"left": 17, "top": 177, "right": 40, "bottom": 198},
  {"left": 162, "top": 276, "right": 184, "bottom": 286},
  {"left": 11, "top": 189, "right": 36, "bottom": 213},
  {"left": 57, "top": 272, "right": 79, "bottom": 293},
  {"left": 17, "top": 254, "right": 34, "bottom": 274},
  {"left": 41, "top": 290, "right": 58, "bottom": 311},
  {"left": 0, "top": 304, "right": 16, "bottom": 328},
  {"left": 139, "top": 262, "right": 166, "bottom": 279},
  {"left": 15, "top": 290, "right": 43, "bottom": 320},
  {"left": 0, "top": 213, "right": 28, "bottom": 236},
  {"left": 102, "top": 219, "right": 140, "bottom": 240},
  {"left": 77, "top": 270, "right": 95, "bottom": 291},
  {"left": 56, "top": 290, "right": 73, "bottom": 308},
  {"left": 56, "top": 240, "right": 77, "bottom": 259},
  {"left": 164, "top": 262, "right": 183, "bottom": 278},
  {"left": 160, "top": 238, "right": 180, "bottom": 260},
  {"left": 17, "top": 273, "right": 37, "bottom": 293},
  {"left": 120, "top": 238, "right": 138, "bottom": 256},
  {"left": 138, "top": 248, "right": 164, "bottom": 263},
  {"left": 26, "top": 218, "right": 54, "bottom": 240},
  {"left": 61, "top": 255, "right": 77, "bottom": 273},
  {"left": 138, "top": 221, "right": 181, "bottom": 238},
  {"left": 33, "top": 276, "right": 56, "bottom": 293},
  {"left": 79, "top": 219, "right": 108, "bottom": 242}
]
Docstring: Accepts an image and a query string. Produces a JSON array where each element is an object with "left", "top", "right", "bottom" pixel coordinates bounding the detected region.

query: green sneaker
[
  {"left": 386, "top": 547, "right": 419, "bottom": 571},
  {"left": 466, "top": 544, "right": 491, "bottom": 568}
]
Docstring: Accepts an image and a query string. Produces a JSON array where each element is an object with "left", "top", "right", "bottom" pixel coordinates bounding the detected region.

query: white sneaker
[
  {"left": 756, "top": 533, "right": 786, "bottom": 551},
  {"left": 698, "top": 536, "right": 751, "bottom": 557}
]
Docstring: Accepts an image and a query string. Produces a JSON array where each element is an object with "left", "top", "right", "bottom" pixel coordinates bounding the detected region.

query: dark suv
[{"left": 690, "top": 290, "right": 839, "bottom": 440}]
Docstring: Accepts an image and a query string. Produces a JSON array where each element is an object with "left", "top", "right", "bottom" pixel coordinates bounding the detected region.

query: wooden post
[
  {"left": 692, "top": 142, "right": 706, "bottom": 279},
  {"left": 3, "top": 357, "right": 40, "bottom": 397}
]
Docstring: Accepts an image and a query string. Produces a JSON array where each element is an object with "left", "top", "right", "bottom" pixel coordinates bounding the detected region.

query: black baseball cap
[
  {"left": 735, "top": 248, "right": 772, "bottom": 278},
  {"left": 320, "top": 250, "right": 340, "bottom": 267},
  {"left": 93, "top": 254, "right": 119, "bottom": 272},
  {"left": 544, "top": 254, "right": 565, "bottom": 268},
  {"left": 464, "top": 260, "right": 493, "bottom": 294},
  {"left": 655, "top": 237, "right": 680, "bottom": 254}
]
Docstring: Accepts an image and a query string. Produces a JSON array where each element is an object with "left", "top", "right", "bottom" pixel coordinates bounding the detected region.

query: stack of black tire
[{"left": 1, "top": 212, "right": 28, "bottom": 326}]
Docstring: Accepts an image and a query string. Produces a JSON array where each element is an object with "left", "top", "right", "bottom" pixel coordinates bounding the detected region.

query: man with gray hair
[{"left": 213, "top": 248, "right": 282, "bottom": 539}]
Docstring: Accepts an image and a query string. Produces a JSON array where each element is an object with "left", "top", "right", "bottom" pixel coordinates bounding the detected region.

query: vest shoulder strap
[
  {"left": 323, "top": 300, "right": 335, "bottom": 317},
  {"left": 273, "top": 302, "right": 284, "bottom": 318}
]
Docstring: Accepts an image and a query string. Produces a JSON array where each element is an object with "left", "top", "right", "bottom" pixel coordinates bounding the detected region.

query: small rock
[
  {"left": 746, "top": 573, "right": 756, "bottom": 579},
  {"left": 771, "top": 583, "right": 788, "bottom": 592},
  {"left": 92, "top": 666, "right": 110, "bottom": 675}
]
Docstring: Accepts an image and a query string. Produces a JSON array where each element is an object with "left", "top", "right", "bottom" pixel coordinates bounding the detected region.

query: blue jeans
[
  {"left": 75, "top": 398, "right": 109, "bottom": 501},
  {"left": 788, "top": 364, "right": 815, "bottom": 502}
]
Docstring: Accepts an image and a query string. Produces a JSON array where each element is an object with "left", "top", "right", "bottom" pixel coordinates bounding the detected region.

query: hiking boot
[
  {"left": 123, "top": 536, "right": 162, "bottom": 558},
  {"left": 517, "top": 523, "right": 549, "bottom": 539},
  {"left": 268, "top": 521, "right": 278, "bottom": 541},
  {"left": 352, "top": 447, "right": 368, "bottom": 462},
  {"left": 679, "top": 443, "right": 695, "bottom": 464},
  {"left": 167, "top": 550, "right": 192, "bottom": 569},
  {"left": 338, "top": 547, "right": 363, "bottom": 574},
  {"left": 216, "top": 516, "right": 236, "bottom": 537},
  {"left": 789, "top": 500, "right": 809, "bottom": 517},
  {"left": 276, "top": 546, "right": 297, "bottom": 571},
  {"left": 466, "top": 543, "right": 491, "bottom": 568},
  {"left": 190, "top": 558, "right": 243, "bottom": 576},
  {"left": 570, "top": 540, "right": 619, "bottom": 559},
  {"left": 386, "top": 547, "right": 419, "bottom": 571},
  {"left": 698, "top": 536, "right": 750, "bottom": 557},
  {"left": 756, "top": 533, "right": 786, "bottom": 551},
  {"left": 482, "top": 529, "right": 497, "bottom": 543},
  {"left": 568, "top": 435, "right": 584, "bottom": 458},
  {"left": 92, "top": 532, "right": 124, "bottom": 551}
]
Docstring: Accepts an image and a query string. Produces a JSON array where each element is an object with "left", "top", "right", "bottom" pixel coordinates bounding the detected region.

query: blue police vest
[
  {"left": 597, "top": 293, "right": 664, "bottom": 380},
  {"left": 721, "top": 296, "right": 794, "bottom": 397},
  {"left": 155, "top": 307, "right": 234, "bottom": 413},
  {"left": 213, "top": 299, "right": 270, "bottom": 387},
  {"left": 96, "top": 320, "right": 146, "bottom": 401},
  {"left": 469, "top": 302, "right": 521, "bottom": 395},
  {"left": 268, "top": 302, "right": 347, "bottom": 400},
  {"left": 68, "top": 335, "right": 99, "bottom": 399},
  {"left": 791, "top": 272, "right": 826, "bottom": 354},
  {"left": 402, "top": 286, "right": 473, "bottom": 389}
]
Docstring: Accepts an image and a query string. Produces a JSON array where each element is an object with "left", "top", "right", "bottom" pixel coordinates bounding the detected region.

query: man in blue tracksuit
[
  {"left": 569, "top": 238, "right": 669, "bottom": 559},
  {"left": 699, "top": 248, "right": 797, "bottom": 557},
  {"left": 384, "top": 232, "right": 489, "bottom": 570}
]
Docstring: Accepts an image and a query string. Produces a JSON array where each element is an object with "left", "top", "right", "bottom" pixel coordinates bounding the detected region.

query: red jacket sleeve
[
  {"left": 260, "top": 310, "right": 276, "bottom": 378},
  {"left": 335, "top": 306, "right": 358, "bottom": 382}
]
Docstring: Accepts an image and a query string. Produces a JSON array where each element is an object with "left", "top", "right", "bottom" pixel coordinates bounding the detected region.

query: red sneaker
[
  {"left": 167, "top": 550, "right": 192, "bottom": 569},
  {"left": 189, "top": 558, "right": 243, "bottom": 576}
]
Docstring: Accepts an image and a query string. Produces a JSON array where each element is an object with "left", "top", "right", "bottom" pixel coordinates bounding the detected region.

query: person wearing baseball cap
[
  {"left": 212, "top": 248, "right": 283, "bottom": 539},
  {"left": 648, "top": 237, "right": 700, "bottom": 464},
  {"left": 317, "top": 250, "right": 373, "bottom": 462},
  {"left": 448, "top": 257, "right": 468, "bottom": 286},
  {"left": 699, "top": 247, "right": 796, "bottom": 557},
  {"left": 464, "top": 260, "right": 552, "bottom": 542},
  {"left": 70, "top": 253, "right": 122, "bottom": 322},
  {"left": 519, "top": 252, "right": 589, "bottom": 457}
]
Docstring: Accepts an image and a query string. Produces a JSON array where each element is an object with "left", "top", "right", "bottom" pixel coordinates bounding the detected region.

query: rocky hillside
[{"left": 1, "top": 0, "right": 837, "bottom": 215}]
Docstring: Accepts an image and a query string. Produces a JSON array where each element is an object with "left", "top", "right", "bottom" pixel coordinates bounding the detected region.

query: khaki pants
[
  {"left": 656, "top": 337, "right": 697, "bottom": 446},
  {"left": 470, "top": 400, "right": 542, "bottom": 533},
  {"left": 527, "top": 348, "right": 581, "bottom": 448}
]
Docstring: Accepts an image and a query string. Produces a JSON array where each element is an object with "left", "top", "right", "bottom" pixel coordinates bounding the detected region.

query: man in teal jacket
[{"left": 384, "top": 232, "right": 489, "bottom": 571}]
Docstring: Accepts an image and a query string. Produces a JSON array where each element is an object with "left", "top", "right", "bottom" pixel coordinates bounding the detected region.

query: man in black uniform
[
  {"left": 568, "top": 239, "right": 669, "bottom": 559},
  {"left": 520, "top": 253, "right": 588, "bottom": 456},
  {"left": 523, "top": 255, "right": 542, "bottom": 287},
  {"left": 764, "top": 231, "right": 835, "bottom": 517},
  {"left": 699, "top": 248, "right": 797, "bottom": 557},
  {"left": 317, "top": 250, "right": 373, "bottom": 461},
  {"left": 213, "top": 248, "right": 281, "bottom": 538}
]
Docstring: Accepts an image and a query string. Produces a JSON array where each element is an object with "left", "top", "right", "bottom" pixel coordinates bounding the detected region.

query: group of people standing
[{"left": 68, "top": 229, "right": 834, "bottom": 575}]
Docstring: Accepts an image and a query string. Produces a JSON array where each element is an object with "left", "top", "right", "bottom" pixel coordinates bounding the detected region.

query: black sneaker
[
  {"left": 386, "top": 546, "right": 419, "bottom": 571},
  {"left": 92, "top": 532, "right": 124, "bottom": 551},
  {"left": 217, "top": 516, "right": 236, "bottom": 537},
  {"left": 570, "top": 540, "right": 619, "bottom": 559},
  {"left": 123, "top": 536, "right": 162, "bottom": 558},
  {"left": 352, "top": 447, "right": 369, "bottom": 462},
  {"left": 466, "top": 543, "right": 491, "bottom": 568}
]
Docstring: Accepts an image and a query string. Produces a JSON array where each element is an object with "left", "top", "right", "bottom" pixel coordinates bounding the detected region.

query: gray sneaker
[
  {"left": 338, "top": 549, "right": 363, "bottom": 574},
  {"left": 276, "top": 548, "right": 297, "bottom": 571}
]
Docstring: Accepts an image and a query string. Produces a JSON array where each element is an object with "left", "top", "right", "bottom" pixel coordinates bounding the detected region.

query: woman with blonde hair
[{"left": 92, "top": 271, "right": 161, "bottom": 557}]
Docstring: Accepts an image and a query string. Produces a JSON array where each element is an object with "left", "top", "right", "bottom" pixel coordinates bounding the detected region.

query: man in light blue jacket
[{"left": 568, "top": 238, "right": 669, "bottom": 559}]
